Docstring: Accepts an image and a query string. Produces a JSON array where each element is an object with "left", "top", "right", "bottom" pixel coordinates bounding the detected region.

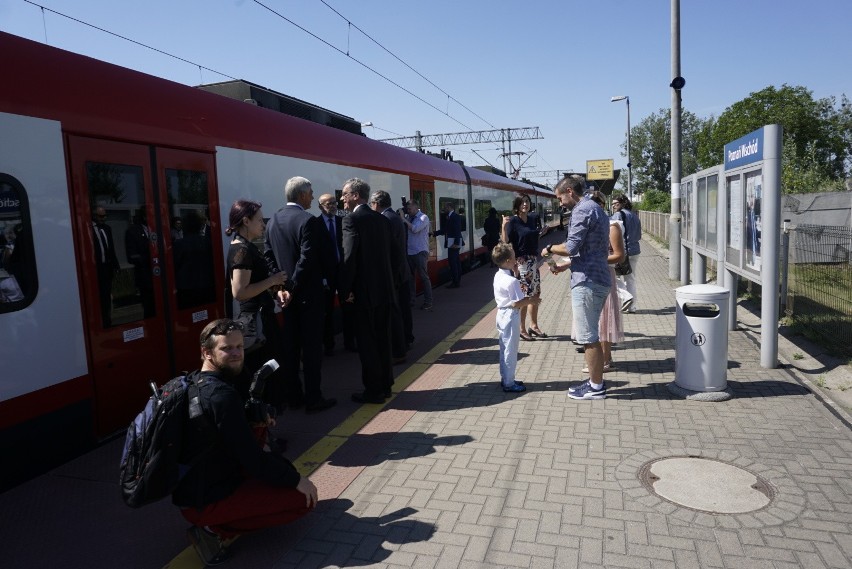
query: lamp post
[{"left": 610, "top": 95, "right": 632, "bottom": 201}]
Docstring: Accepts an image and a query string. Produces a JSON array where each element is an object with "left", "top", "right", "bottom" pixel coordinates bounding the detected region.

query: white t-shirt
[{"left": 493, "top": 268, "right": 524, "bottom": 309}]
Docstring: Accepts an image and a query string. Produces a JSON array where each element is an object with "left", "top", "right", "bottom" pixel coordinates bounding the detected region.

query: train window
[
  {"left": 438, "top": 197, "right": 467, "bottom": 233},
  {"left": 165, "top": 169, "right": 216, "bottom": 310},
  {"left": 473, "top": 199, "right": 493, "bottom": 229},
  {"left": 87, "top": 162, "right": 154, "bottom": 326},
  {"left": 0, "top": 174, "right": 37, "bottom": 311}
]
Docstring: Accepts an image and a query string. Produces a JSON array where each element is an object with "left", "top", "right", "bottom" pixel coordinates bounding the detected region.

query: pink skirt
[{"left": 599, "top": 267, "right": 624, "bottom": 343}]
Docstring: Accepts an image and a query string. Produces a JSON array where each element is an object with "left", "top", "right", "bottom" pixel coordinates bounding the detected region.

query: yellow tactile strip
[{"left": 295, "top": 300, "right": 495, "bottom": 497}]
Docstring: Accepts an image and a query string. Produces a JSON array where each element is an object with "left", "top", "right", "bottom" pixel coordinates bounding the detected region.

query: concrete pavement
[
  {"left": 2, "top": 234, "right": 851, "bottom": 568},
  {"left": 278, "top": 237, "right": 852, "bottom": 568}
]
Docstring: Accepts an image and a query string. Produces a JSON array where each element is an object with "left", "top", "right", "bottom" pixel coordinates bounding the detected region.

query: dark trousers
[
  {"left": 280, "top": 297, "right": 325, "bottom": 405},
  {"left": 447, "top": 247, "right": 461, "bottom": 285},
  {"left": 244, "top": 309, "right": 287, "bottom": 409},
  {"left": 390, "top": 283, "right": 413, "bottom": 357},
  {"left": 323, "top": 289, "right": 356, "bottom": 352},
  {"left": 354, "top": 302, "right": 393, "bottom": 398}
]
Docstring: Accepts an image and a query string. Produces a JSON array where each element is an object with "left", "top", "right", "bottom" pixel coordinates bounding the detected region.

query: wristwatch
[{"left": 546, "top": 244, "right": 553, "bottom": 255}]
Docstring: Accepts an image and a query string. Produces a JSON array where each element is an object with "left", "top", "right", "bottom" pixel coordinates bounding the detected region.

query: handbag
[
  {"left": 236, "top": 309, "right": 266, "bottom": 353},
  {"left": 614, "top": 256, "right": 632, "bottom": 276}
]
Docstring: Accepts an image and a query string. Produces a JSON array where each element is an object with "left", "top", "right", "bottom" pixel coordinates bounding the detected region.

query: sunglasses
[{"left": 200, "top": 320, "right": 245, "bottom": 344}]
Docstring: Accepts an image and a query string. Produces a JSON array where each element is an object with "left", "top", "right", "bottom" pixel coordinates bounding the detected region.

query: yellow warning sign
[{"left": 586, "top": 159, "right": 614, "bottom": 181}]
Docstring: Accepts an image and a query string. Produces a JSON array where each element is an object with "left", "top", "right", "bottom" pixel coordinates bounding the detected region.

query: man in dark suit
[
  {"left": 339, "top": 178, "right": 398, "bottom": 404},
  {"left": 265, "top": 176, "right": 337, "bottom": 413},
  {"left": 125, "top": 211, "right": 155, "bottom": 318},
  {"left": 437, "top": 201, "right": 463, "bottom": 288},
  {"left": 369, "top": 190, "right": 413, "bottom": 361},
  {"left": 92, "top": 206, "right": 120, "bottom": 326},
  {"left": 317, "top": 192, "right": 356, "bottom": 356}
]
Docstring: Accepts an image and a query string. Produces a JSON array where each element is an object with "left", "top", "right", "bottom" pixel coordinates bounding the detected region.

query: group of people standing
[
  {"left": 176, "top": 175, "right": 430, "bottom": 565},
  {"left": 225, "top": 175, "right": 421, "bottom": 413},
  {"left": 493, "top": 177, "right": 641, "bottom": 401}
]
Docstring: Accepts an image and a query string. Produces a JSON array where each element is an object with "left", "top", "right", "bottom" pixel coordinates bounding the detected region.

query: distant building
[{"left": 785, "top": 191, "right": 851, "bottom": 264}]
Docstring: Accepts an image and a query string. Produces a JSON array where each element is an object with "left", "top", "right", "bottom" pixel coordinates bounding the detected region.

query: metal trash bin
[{"left": 674, "top": 284, "right": 730, "bottom": 392}]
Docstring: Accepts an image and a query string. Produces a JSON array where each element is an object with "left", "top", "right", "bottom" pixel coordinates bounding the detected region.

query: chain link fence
[
  {"left": 638, "top": 211, "right": 851, "bottom": 357},
  {"left": 784, "top": 224, "right": 852, "bottom": 356}
]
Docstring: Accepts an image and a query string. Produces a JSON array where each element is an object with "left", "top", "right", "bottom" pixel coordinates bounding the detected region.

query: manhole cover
[{"left": 639, "top": 457, "right": 775, "bottom": 514}]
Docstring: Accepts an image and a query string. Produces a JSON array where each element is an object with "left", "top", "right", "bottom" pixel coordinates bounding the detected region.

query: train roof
[{"left": 1, "top": 32, "right": 541, "bottom": 196}]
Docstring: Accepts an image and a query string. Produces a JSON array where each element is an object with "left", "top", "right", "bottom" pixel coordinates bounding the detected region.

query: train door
[
  {"left": 67, "top": 136, "right": 222, "bottom": 435},
  {"left": 410, "top": 179, "right": 437, "bottom": 283}
]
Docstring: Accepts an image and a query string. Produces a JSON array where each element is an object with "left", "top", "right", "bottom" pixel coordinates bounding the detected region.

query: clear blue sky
[{"left": 3, "top": 0, "right": 850, "bottom": 185}]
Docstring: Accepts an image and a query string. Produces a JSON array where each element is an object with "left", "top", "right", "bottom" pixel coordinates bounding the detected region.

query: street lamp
[{"left": 610, "top": 95, "right": 632, "bottom": 201}]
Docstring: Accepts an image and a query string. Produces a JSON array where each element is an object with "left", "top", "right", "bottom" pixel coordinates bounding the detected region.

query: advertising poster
[
  {"left": 728, "top": 177, "right": 742, "bottom": 250},
  {"left": 744, "top": 171, "right": 762, "bottom": 271}
]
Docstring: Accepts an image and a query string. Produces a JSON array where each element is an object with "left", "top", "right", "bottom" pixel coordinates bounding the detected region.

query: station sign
[
  {"left": 724, "top": 127, "right": 764, "bottom": 170},
  {"left": 586, "top": 159, "right": 614, "bottom": 181}
]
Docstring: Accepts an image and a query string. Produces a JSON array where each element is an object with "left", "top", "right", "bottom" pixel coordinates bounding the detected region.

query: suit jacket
[
  {"left": 339, "top": 205, "right": 397, "bottom": 308},
  {"left": 316, "top": 213, "right": 344, "bottom": 289},
  {"left": 265, "top": 204, "right": 333, "bottom": 302},
  {"left": 381, "top": 208, "right": 411, "bottom": 286},
  {"left": 440, "top": 210, "right": 463, "bottom": 248},
  {"left": 93, "top": 222, "right": 120, "bottom": 271}
]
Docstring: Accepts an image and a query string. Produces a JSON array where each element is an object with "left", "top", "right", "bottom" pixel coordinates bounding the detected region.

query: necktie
[{"left": 327, "top": 217, "right": 338, "bottom": 261}]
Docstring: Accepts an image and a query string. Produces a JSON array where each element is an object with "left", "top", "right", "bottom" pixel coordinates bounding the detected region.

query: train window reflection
[
  {"left": 87, "top": 162, "right": 153, "bottom": 326},
  {"left": 166, "top": 169, "right": 216, "bottom": 309},
  {"left": 0, "top": 174, "right": 37, "bottom": 311}
]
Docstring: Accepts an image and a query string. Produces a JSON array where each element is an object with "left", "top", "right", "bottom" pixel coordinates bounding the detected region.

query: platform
[{"left": 2, "top": 233, "right": 851, "bottom": 569}]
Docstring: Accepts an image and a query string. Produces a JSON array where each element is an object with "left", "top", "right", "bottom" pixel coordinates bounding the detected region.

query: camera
[
  {"left": 263, "top": 250, "right": 295, "bottom": 292},
  {"left": 245, "top": 359, "right": 279, "bottom": 424},
  {"left": 401, "top": 196, "right": 408, "bottom": 208}
]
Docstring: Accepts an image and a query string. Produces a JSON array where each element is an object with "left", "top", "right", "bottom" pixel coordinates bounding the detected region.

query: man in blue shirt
[
  {"left": 402, "top": 200, "right": 434, "bottom": 310},
  {"left": 541, "top": 176, "right": 611, "bottom": 400}
]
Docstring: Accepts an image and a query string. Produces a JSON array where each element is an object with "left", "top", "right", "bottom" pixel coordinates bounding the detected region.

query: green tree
[
  {"left": 623, "top": 108, "right": 706, "bottom": 196},
  {"left": 638, "top": 189, "right": 671, "bottom": 213},
  {"left": 696, "top": 85, "right": 850, "bottom": 193}
]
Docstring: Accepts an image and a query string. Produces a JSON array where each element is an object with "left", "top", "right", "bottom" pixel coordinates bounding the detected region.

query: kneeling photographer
[{"left": 174, "top": 319, "right": 318, "bottom": 566}]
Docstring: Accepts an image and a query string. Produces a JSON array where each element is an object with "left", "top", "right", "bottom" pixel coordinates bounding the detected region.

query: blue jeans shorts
[{"left": 571, "top": 281, "right": 611, "bottom": 344}]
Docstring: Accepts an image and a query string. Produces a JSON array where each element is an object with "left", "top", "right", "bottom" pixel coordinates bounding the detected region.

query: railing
[
  {"left": 785, "top": 224, "right": 852, "bottom": 356},
  {"left": 638, "top": 210, "right": 670, "bottom": 242},
  {"left": 639, "top": 211, "right": 851, "bottom": 356}
]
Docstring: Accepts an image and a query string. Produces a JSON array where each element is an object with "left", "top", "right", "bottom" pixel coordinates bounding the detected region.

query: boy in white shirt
[{"left": 492, "top": 243, "right": 541, "bottom": 393}]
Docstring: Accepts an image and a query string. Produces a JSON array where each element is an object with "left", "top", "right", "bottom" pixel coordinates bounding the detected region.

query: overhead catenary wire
[
  {"left": 251, "top": 0, "right": 475, "bottom": 131},
  {"left": 318, "top": 0, "right": 496, "bottom": 130},
  {"left": 21, "top": 0, "right": 556, "bottom": 171},
  {"left": 23, "top": 0, "right": 239, "bottom": 82}
]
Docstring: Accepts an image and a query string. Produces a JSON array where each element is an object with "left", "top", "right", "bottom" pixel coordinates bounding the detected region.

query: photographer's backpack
[{"left": 119, "top": 371, "right": 206, "bottom": 508}]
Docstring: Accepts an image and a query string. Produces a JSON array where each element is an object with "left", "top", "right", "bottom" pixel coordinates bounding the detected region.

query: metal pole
[
  {"left": 669, "top": 0, "right": 682, "bottom": 280},
  {"left": 626, "top": 97, "right": 633, "bottom": 202},
  {"left": 761, "top": 124, "right": 783, "bottom": 368}
]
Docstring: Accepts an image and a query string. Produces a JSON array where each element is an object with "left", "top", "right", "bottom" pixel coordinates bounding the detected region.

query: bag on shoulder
[
  {"left": 119, "top": 372, "right": 208, "bottom": 508},
  {"left": 236, "top": 310, "right": 265, "bottom": 353},
  {"left": 614, "top": 210, "right": 632, "bottom": 276}
]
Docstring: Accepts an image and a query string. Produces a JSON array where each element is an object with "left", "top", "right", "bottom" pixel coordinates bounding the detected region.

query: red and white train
[{"left": 0, "top": 32, "right": 557, "bottom": 488}]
